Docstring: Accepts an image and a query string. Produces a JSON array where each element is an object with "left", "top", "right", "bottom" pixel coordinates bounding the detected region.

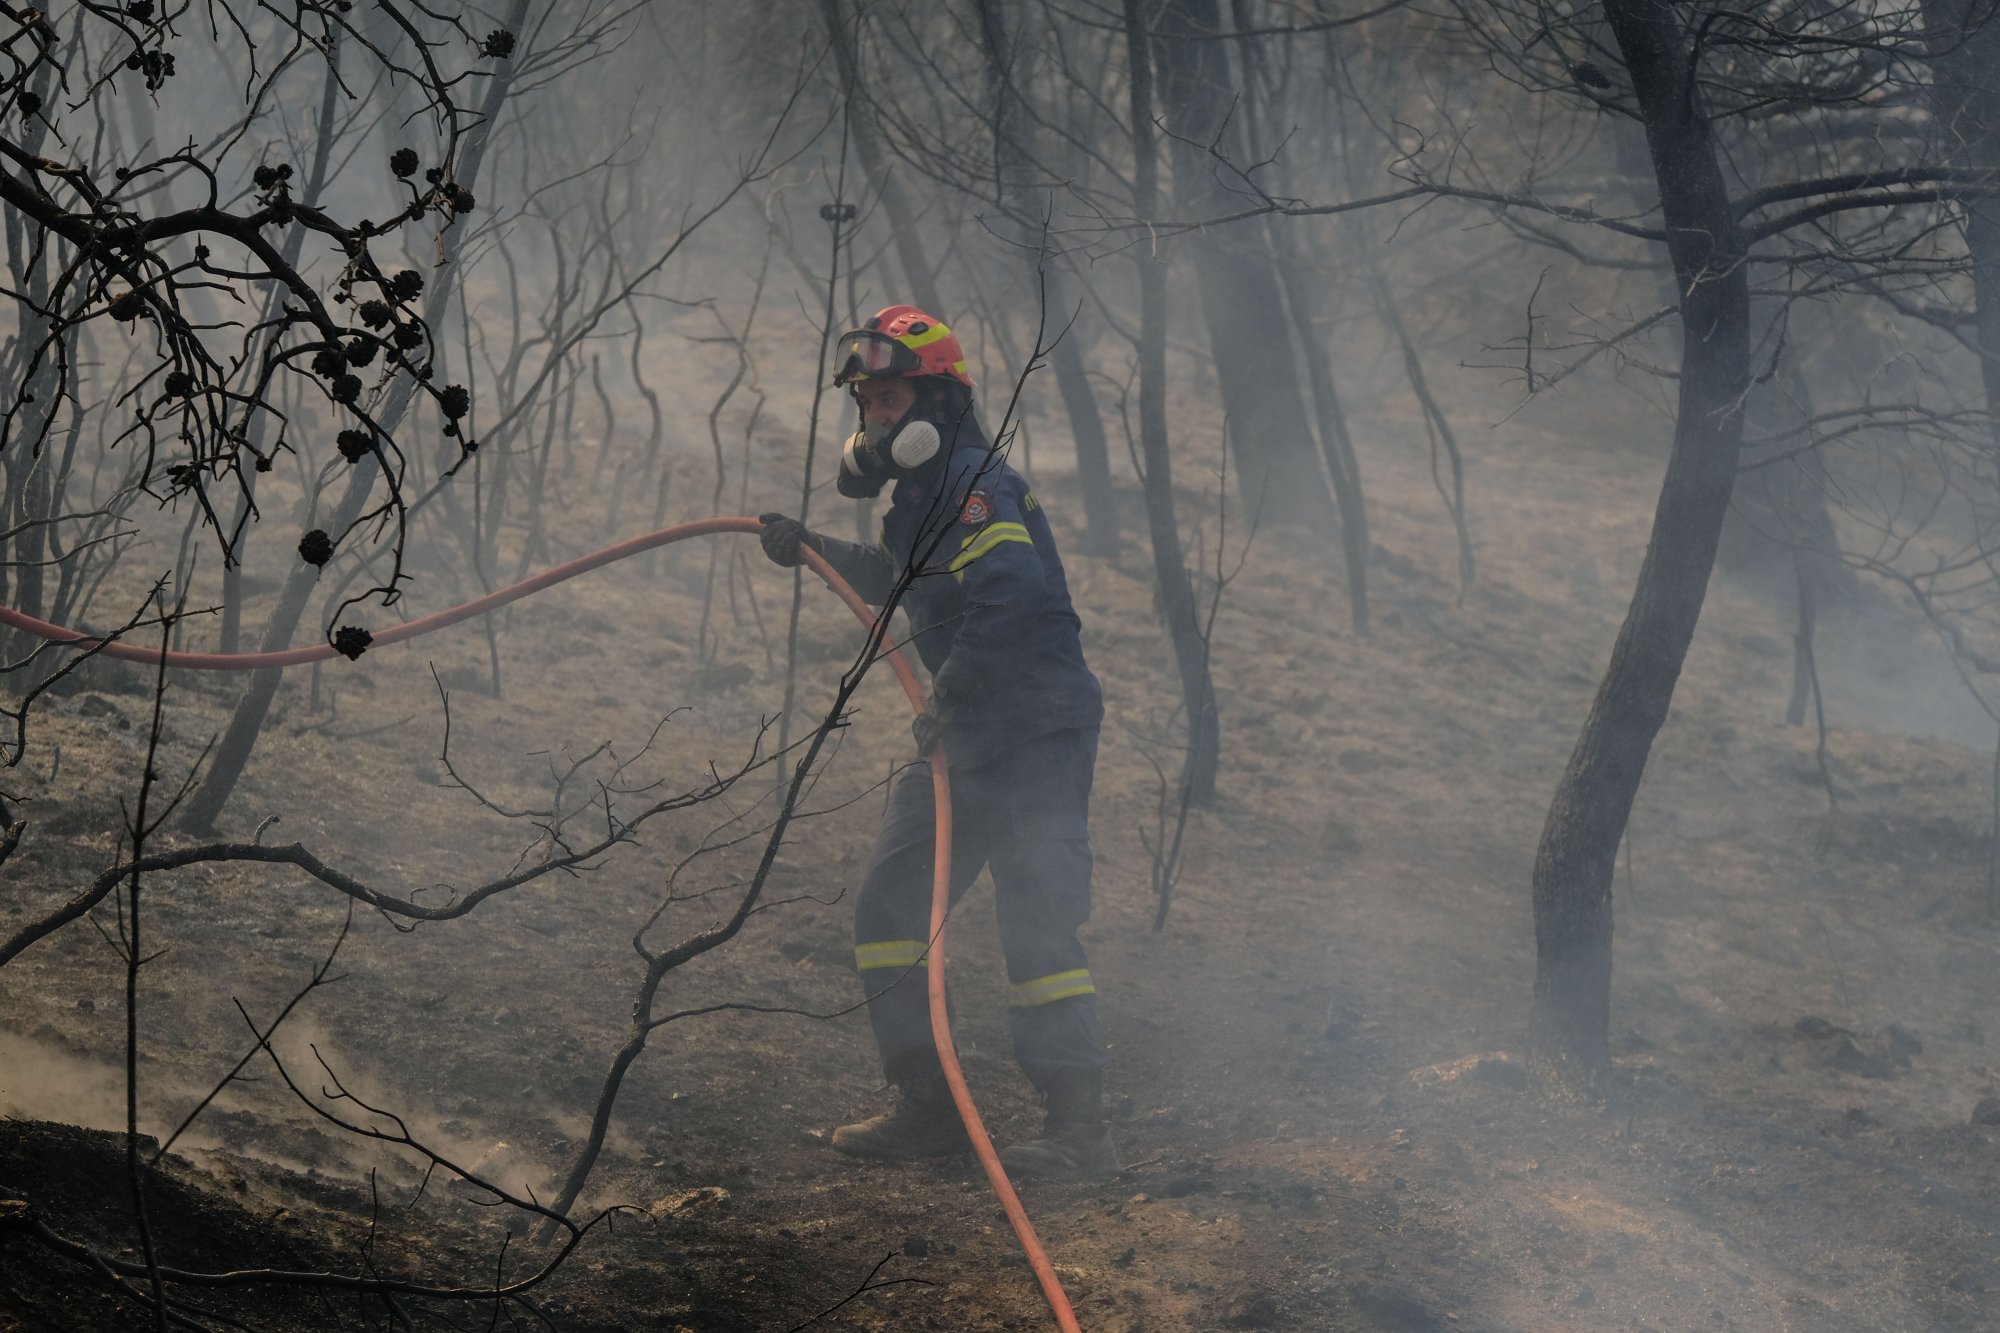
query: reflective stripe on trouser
[
  {"left": 855, "top": 939, "right": 928, "bottom": 972},
  {"left": 853, "top": 727, "right": 1103, "bottom": 1090},
  {"left": 1011, "top": 969, "right": 1095, "bottom": 1006}
]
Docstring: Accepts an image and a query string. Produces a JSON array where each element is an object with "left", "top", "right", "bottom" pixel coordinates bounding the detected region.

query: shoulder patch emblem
[{"left": 959, "top": 489, "right": 993, "bottom": 526}]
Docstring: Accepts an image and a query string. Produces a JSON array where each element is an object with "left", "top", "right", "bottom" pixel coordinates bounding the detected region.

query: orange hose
[
  {"left": 0, "top": 516, "right": 1084, "bottom": 1329},
  {"left": 925, "top": 756, "right": 1085, "bottom": 1333},
  {"left": 0, "top": 517, "right": 758, "bottom": 670}
]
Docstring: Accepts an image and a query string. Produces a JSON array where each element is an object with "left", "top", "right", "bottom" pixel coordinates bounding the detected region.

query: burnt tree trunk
[
  {"left": 1050, "top": 330, "right": 1120, "bottom": 555},
  {"left": 1152, "top": 0, "right": 1336, "bottom": 530},
  {"left": 1528, "top": 0, "right": 1751, "bottom": 1098},
  {"left": 973, "top": 0, "right": 1119, "bottom": 555},
  {"left": 0, "top": 63, "right": 57, "bottom": 663},
  {"left": 1267, "top": 31, "right": 1371, "bottom": 632},
  {"left": 1273, "top": 241, "right": 1369, "bottom": 631},
  {"left": 1923, "top": 0, "right": 2000, "bottom": 445},
  {"left": 1720, "top": 356, "right": 1853, "bottom": 722},
  {"left": 1124, "top": 0, "right": 1220, "bottom": 805}
]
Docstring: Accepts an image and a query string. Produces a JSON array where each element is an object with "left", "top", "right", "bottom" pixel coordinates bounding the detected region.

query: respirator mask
[{"left": 837, "top": 415, "right": 941, "bottom": 499}]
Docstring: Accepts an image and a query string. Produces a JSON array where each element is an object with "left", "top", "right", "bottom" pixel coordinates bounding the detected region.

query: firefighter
[{"left": 757, "top": 304, "right": 1114, "bottom": 1180}]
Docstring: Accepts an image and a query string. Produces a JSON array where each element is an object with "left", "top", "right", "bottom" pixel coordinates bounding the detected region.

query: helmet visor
[{"left": 831, "top": 329, "right": 921, "bottom": 386}]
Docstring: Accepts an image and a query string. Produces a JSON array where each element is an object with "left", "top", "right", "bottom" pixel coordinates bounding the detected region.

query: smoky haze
[{"left": 4, "top": 1, "right": 2000, "bottom": 1329}]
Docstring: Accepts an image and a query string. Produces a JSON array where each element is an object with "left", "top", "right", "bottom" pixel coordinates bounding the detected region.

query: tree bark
[
  {"left": 1528, "top": 0, "right": 1751, "bottom": 1098},
  {"left": 1922, "top": 0, "right": 2000, "bottom": 445},
  {"left": 1124, "top": 0, "right": 1220, "bottom": 804},
  {"left": 1152, "top": 0, "right": 1336, "bottom": 530}
]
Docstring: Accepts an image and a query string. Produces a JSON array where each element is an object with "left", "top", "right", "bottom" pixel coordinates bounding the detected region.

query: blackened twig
[{"left": 784, "top": 1252, "right": 933, "bottom": 1331}]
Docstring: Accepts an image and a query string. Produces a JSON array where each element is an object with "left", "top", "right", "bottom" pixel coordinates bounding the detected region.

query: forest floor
[{"left": 5, "top": 388, "right": 2000, "bottom": 1332}]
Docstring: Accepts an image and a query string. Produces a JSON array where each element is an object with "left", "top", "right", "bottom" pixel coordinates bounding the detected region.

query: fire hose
[{"left": 0, "top": 515, "right": 1084, "bottom": 1331}]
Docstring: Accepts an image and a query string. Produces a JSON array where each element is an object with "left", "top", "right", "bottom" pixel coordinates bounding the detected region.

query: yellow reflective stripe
[
  {"left": 902, "top": 323, "right": 955, "bottom": 349},
  {"left": 856, "top": 940, "right": 929, "bottom": 971},
  {"left": 947, "top": 521, "right": 1031, "bottom": 573},
  {"left": 1010, "top": 969, "right": 1096, "bottom": 1007}
]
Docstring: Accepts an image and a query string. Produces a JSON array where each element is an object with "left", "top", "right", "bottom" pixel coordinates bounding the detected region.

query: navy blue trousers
[{"left": 852, "top": 727, "right": 1104, "bottom": 1090}]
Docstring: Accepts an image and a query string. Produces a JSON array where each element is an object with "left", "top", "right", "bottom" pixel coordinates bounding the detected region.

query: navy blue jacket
[{"left": 817, "top": 443, "right": 1103, "bottom": 769}]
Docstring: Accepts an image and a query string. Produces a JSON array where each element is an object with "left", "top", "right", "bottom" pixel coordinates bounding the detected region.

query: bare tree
[
  {"left": 818, "top": 0, "right": 945, "bottom": 313},
  {"left": 1400, "top": 0, "right": 2000, "bottom": 1094},
  {"left": 973, "top": 0, "right": 1122, "bottom": 555},
  {"left": 1524, "top": 0, "right": 1751, "bottom": 1096},
  {"left": 174, "top": 6, "right": 820, "bottom": 828},
  {"left": 1122, "top": 0, "right": 1224, "bottom": 804},
  {"left": 1153, "top": 0, "right": 1341, "bottom": 530}
]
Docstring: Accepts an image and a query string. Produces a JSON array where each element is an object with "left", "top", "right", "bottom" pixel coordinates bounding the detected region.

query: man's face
[{"left": 852, "top": 377, "right": 916, "bottom": 430}]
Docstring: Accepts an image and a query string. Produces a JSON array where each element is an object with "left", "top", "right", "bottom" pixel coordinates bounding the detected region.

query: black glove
[
  {"left": 912, "top": 693, "right": 947, "bottom": 757},
  {"left": 758, "top": 512, "right": 822, "bottom": 568}
]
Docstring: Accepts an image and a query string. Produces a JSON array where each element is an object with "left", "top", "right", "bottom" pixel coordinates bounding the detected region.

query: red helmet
[{"left": 831, "top": 304, "right": 973, "bottom": 388}]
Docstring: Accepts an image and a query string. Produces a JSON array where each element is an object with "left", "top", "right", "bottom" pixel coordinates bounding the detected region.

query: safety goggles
[{"left": 831, "top": 329, "right": 920, "bottom": 386}]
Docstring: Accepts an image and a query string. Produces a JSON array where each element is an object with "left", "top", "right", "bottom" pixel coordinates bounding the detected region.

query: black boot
[
  {"left": 1000, "top": 1068, "right": 1118, "bottom": 1180},
  {"left": 830, "top": 1075, "right": 970, "bottom": 1161}
]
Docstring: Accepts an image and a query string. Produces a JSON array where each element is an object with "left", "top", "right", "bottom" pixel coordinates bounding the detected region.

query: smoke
[
  {"left": 1815, "top": 600, "right": 2000, "bottom": 747},
  {"left": 0, "top": 1018, "right": 566, "bottom": 1209},
  {"left": 0, "top": 1026, "right": 131, "bottom": 1132}
]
